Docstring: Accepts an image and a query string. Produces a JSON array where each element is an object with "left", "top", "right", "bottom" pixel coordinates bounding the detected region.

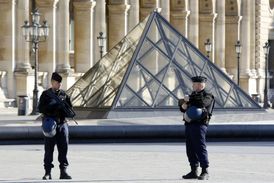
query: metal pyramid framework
[{"left": 67, "top": 11, "right": 261, "bottom": 119}]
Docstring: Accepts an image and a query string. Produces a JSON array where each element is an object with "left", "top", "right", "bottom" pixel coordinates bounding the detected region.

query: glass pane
[
  {"left": 138, "top": 39, "right": 153, "bottom": 60},
  {"left": 173, "top": 49, "right": 194, "bottom": 75},
  {"left": 158, "top": 95, "right": 178, "bottom": 106},
  {"left": 186, "top": 44, "right": 205, "bottom": 70},
  {"left": 139, "top": 49, "right": 169, "bottom": 81},
  {"left": 157, "top": 40, "right": 168, "bottom": 56},
  {"left": 162, "top": 65, "right": 180, "bottom": 92},
  {"left": 127, "top": 63, "right": 146, "bottom": 91},
  {"left": 174, "top": 87, "right": 185, "bottom": 99},
  {"left": 160, "top": 19, "right": 180, "bottom": 45},
  {"left": 127, "top": 97, "right": 148, "bottom": 107},
  {"left": 141, "top": 87, "right": 153, "bottom": 105},
  {"left": 117, "top": 87, "right": 135, "bottom": 107},
  {"left": 238, "top": 92, "right": 254, "bottom": 108},
  {"left": 147, "top": 19, "right": 161, "bottom": 44},
  {"left": 140, "top": 80, "right": 160, "bottom": 105},
  {"left": 155, "top": 87, "right": 170, "bottom": 106}
]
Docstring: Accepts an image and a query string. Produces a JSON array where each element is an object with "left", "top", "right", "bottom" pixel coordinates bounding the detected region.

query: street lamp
[
  {"left": 263, "top": 41, "right": 270, "bottom": 109},
  {"left": 21, "top": 9, "right": 49, "bottom": 115},
  {"left": 97, "top": 32, "right": 106, "bottom": 59},
  {"left": 235, "top": 40, "right": 242, "bottom": 85},
  {"left": 204, "top": 38, "right": 212, "bottom": 58}
]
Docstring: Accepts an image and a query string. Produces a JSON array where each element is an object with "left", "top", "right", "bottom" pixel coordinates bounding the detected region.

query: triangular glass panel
[{"left": 146, "top": 19, "right": 161, "bottom": 44}]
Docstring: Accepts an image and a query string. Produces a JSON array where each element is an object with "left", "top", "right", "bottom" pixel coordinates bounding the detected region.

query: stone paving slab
[{"left": 0, "top": 142, "right": 273, "bottom": 183}]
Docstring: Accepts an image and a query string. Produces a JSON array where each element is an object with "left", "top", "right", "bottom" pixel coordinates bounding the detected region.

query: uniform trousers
[
  {"left": 185, "top": 123, "right": 209, "bottom": 168},
  {"left": 44, "top": 123, "right": 69, "bottom": 171}
]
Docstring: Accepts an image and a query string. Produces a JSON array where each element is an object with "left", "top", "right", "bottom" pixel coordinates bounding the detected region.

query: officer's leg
[
  {"left": 43, "top": 137, "right": 55, "bottom": 180},
  {"left": 194, "top": 124, "right": 209, "bottom": 180},
  {"left": 56, "top": 123, "right": 71, "bottom": 179},
  {"left": 182, "top": 125, "right": 199, "bottom": 179},
  {"left": 186, "top": 125, "right": 199, "bottom": 167},
  {"left": 195, "top": 125, "right": 209, "bottom": 168}
]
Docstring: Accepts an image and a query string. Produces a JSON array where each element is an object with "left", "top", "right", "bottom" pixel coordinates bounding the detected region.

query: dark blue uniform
[
  {"left": 38, "top": 88, "right": 72, "bottom": 179},
  {"left": 179, "top": 88, "right": 214, "bottom": 180}
]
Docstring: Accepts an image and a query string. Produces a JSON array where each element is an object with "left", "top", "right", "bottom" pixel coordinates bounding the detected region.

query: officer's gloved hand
[{"left": 201, "top": 108, "right": 209, "bottom": 121}]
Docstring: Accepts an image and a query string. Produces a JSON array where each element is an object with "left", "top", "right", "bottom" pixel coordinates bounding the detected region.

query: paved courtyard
[{"left": 0, "top": 142, "right": 273, "bottom": 183}]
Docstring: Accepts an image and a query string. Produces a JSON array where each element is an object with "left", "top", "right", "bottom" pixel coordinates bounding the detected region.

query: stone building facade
[{"left": 0, "top": 0, "right": 274, "bottom": 107}]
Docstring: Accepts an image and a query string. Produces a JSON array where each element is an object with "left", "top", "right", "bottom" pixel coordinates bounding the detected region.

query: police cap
[
  {"left": 51, "top": 72, "right": 62, "bottom": 83},
  {"left": 191, "top": 76, "right": 207, "bottom": 83}
]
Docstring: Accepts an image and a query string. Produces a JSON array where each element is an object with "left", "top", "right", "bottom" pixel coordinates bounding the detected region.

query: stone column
[
  {"left": 255, "top": 0, "right": 272, "bottom": 100},
  {"left": 0, "top": 0, "right": 16, "bottom": 98},
  {"left": 215, "top": 0, "right": 226, "bottom": 72},
  {"left": 15, "top": 0, "right": 31, "bottom": 73},
  {"left": 198, "top": 0, "right": 217, "bottom": 62},
  {"left": 240, "top": 0, "right": 257, "bottom": 93},
  {"left": 73, "top": 0, "right": 96, "bottom": 73},
  {"left": 225, "top": 0, "right": 242, "bottom": 83},
  {"left": 56, "top": 0, "right": 70, "bottom": 74},
  {"left": 139, "top": 0, "right": 156, "bottom": 21},
  {"left": 188, "top": 0, "right": 199, "bottom": 47},
  {"left": 225, "top": 15, "right": 241, "bottom": 82},
  {"left": 36, "top": 0, "right": 58, "bottom": 85},
  {"left": 249, "top": 1, "right": 256, "bottom": 75},
  {"left": 107, "top": 1, "right": 130, "bottom": 49},
  {"left": 170, "top": 0, "right": 190, "bottom": 36},
  {"left": 94, "top": 0, "right": 107, "bottom": 62},
  {"left": 199, "top": 13, "right": 217, "bottom": 62},
  {"left": 158, "top": 0, "right": 169, "bottom": 21},
  {"left": 14, "top": 0, "right": 33, "bottom": 99},
  {"left": 128, "top": 0, "right": 139, "bottom": 31},
  {"left": 55, "top": 0, "right": 73, "bottom": 90}
]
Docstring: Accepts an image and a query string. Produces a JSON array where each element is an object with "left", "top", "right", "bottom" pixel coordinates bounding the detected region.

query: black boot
[
  {"left": 198, "top": 168, "right": 209, "bottom": 180},
  {"left": 42, "top": 169, "right": 52, "bottom": 180},
  {"left": 60, "top": 168, "right": 72, "bottom": 179},
  {"left": 182, "top": 167, "right": 198, "bottom": 179}
]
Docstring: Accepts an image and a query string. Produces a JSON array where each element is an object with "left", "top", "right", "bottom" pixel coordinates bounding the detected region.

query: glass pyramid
[{"left": 67, "top": 11, "right": 261, "bottom": 118}]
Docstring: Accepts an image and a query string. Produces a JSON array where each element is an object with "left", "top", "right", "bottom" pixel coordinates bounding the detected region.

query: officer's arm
[
  {"left": 38, "top": 92, "right": 53, "bottom": 114},
  {"left": 203, "top": 94, "right": 214, "bottom": 108},
  {"left": 201, "top": 94, "right": 214, "bottom": 119}
]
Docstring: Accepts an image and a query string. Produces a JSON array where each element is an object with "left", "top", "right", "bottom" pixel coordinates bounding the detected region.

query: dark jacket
[
  {"left": 38, "top": 88, "right": 72, "bottom": 123},
  {"left": 179, "top": 90, "right": 214, "bottom": 125}
]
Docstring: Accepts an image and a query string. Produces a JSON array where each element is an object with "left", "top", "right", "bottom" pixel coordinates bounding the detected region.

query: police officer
[
  {"left": 179, "top": 76, "right": 215, "bottom": 180},
  {"left": 38, "top": 72, "right": 72, "bottom": 180}
]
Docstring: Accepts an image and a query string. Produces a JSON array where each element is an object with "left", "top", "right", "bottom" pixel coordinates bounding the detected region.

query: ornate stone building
[{"left": 0, "top": 0, "right": 274, "bottom": 107}]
